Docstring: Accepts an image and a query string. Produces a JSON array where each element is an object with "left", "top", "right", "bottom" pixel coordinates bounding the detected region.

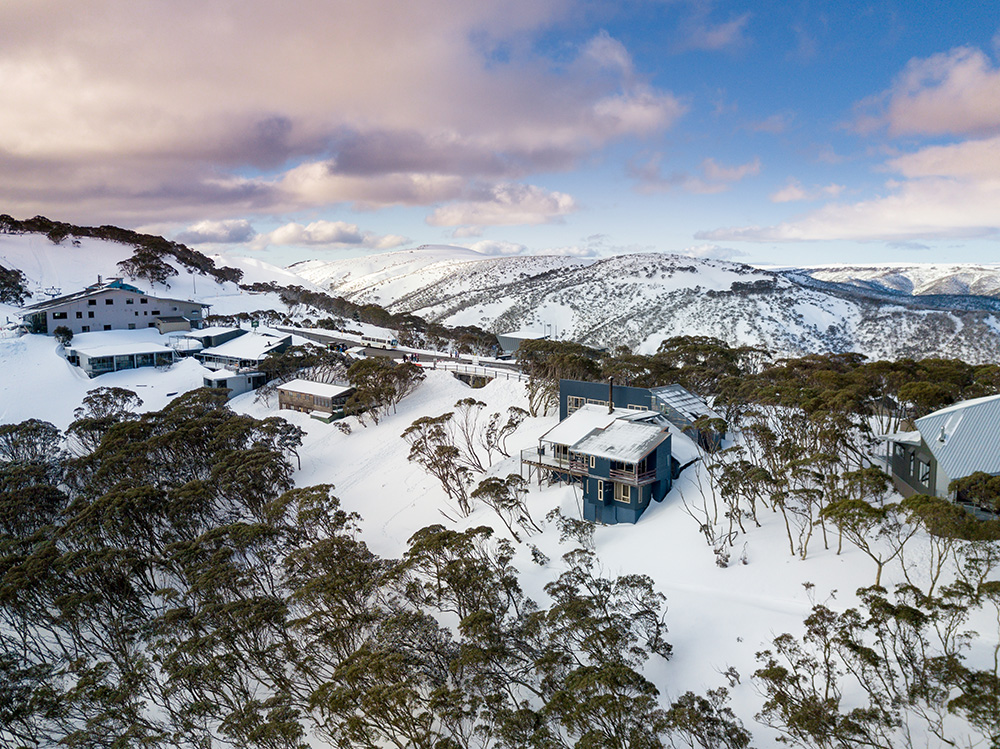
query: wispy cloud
[
  {"left": 630, "top": 153, "right": 760, "bottom": 194},
  {"left": 673, "top": 5, "right": 752, "bottom": 53},
  {"left": 769, "top": 179, "right": 843, "bottom": 203}
]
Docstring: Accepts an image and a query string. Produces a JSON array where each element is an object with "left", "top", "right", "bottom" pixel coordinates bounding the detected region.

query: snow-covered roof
[
  {"left": 200, "top": 332, "right": 288, "bottom": 361},
  {"left": 22, "top": 278, "right": 206, "bottom": 312},
  {"left": 572, "top": 419, "right": 669, "bottom": 462},
  {"left": 879, "top": 429, "right": 922, "bottom": 445},
  {"left": 499, "top": 330, "right": 547, "bottom": 339},
  {"left": 73, "top": 341, "right": 174, "bottom": 357},
  {"left": 186, "top": 326, "right": 242, "bottom": 338},
  {"left": 277, "top": 379, "right": 353, "bottom": 399},
  {"left": 915, "top": 394, "right": 1000, "bottom": 480},
  {"left": 204, "top": 368, "right": 238, "bottom": 380},
  {"left": 540, "top": 404, "right": 634, "bottom": 446}
]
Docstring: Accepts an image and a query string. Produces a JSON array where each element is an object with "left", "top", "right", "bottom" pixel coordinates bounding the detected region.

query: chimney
[
  {"left": 97, "top": 274, "right": 102, "bottom": 285},
  {"left": 938, "top": 426, "right": 946, "bottom": 443},
  {"left": 608, "top": 376, "right": 614, "bottom": 414}
]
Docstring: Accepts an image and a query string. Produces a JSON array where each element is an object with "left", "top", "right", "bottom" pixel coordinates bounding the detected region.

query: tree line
[{"left": 0, "top": 386, "right": 748, "bottom": 749}]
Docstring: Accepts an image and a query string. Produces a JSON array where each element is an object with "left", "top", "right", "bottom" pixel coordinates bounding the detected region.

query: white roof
[
  {"left": 277, "top": 379, "right": 353, "bottom": 398},
  {"left": 201, "top": 332, "right": 288, "bottom": 361},
  {"left": 499, "top": 330, "right": 546, "bottom": 339},
  {"left": 74, "top": 342, "right": 174, "bottom": 357},
  {"left": 204, "top": 368, "right": 238, "bottom": 380},
  {"left": 879, "top": 429, "right": 922, "bottom": 445},
  {"left": 573, "top": 419, "right": 669, "bottom": 462},
  {"left": 541, "top": 404, "right": 634, "bottom": 445},
  {"left": 915, "top": 394, "right": 1000, "bottom": 479},
  {"left": 187, "top": 325, "right": 242, "bottom": 338}
]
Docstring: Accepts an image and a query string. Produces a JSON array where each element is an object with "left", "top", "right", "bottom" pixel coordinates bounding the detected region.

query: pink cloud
[{"left": 0, "top": 3, "right": 683, "bottom": 224}]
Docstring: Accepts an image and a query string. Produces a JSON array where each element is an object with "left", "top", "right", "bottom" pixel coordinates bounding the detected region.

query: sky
[{"left": 3, "top": 0, "right": 1000, "bottom": 268}]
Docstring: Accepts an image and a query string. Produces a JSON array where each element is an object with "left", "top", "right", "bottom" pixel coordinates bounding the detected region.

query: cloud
[
  {"left": 769, "top": 179, "right": 843, "bottom": 203},
  {"left": 680, "top": 243, "right": 747, "bottom": 261},
  {"left": 252, "top": 220, "right": 409, "bottom": 250},
  {"left": 175, "top": 219, "right": 256, "bottom": 244},
  {"left": 674, "top": 8, "right": 752, "bottom": 52},
  {"left": 0, "top": 4, "right": 684, "bottom": 223},
  {"left": 630, "top": 153, "right": 760, "bottom": 193},
  {"left": 749, "top": 113, "right": 792, "bottom": 134},
  {"left": 699, "top": 176, "right": 1000, "bottom": 242},
  {"left": 426, "top": 183, "right": 576, "bottom": 228},
  {"left": 888, "top": 134, "right": 1000, "bottom": 179},
  {"left": 856, "top": 46, "right": 1000, "bottom": 136},
  {"left": 467, "top": 240, "right": 530, "bottom": 256}
]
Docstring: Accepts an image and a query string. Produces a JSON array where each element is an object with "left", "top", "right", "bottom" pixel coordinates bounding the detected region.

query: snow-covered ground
[{"left": 0, "top": 330, "right": 996, "bottom": 745}]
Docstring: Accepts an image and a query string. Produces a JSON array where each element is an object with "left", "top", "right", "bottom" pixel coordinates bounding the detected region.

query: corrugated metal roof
[
  {"left": 915, "top": 394, "right": 1000, "bottom": 480},
  {"left": 650, "top": 384, "right": 721, "bottom": 422}
]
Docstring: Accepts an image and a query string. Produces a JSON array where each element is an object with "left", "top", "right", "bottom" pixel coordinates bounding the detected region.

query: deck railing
[{"left": 609, "top": 467, "right": 659, "bottom": 485}]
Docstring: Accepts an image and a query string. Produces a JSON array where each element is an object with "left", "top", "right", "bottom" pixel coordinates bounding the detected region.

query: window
[
  {"left": 75, "top": 311, "right": 83, "bottom": 319},
  {"left": 151, "top": 310, "right": 160, "bottom": 315},
  {"left": 627, "top": 404, "right": 648, "bottom": 411},
  {"left": 587, "top": 398, "right": 607, "bottom": 408},
  {"left": 589, "top": 455, "right": 595, "bottom": 468},
  {"left": 103, "top": 325, "right": 111, "bottom": 331},
  {"left": 614, "top": 483, "right": 631, "bottom": 504},
  {"left": 88, "top": 299, "right": 97, "bottom": 306},
  {"left": 140, "top": 298, "right": 148, "bottom": 304},
  {"left": 52, "top": 311, "right": 67, "bottom": 319},
  {"left": 81, "top": 326, "right": 90, "bottom": 332},
  {"left": 88, "top": 311, "right": 94, "bottom": 318},
  {"left": 567, "top": 395, "right": 585, "bottom": 414},
  {"left": 909, "top": 454, "right": 915, "bottom": 476},
  {"left": 893, "top": 444, "right": 905, "bottom": 458},
  {"left": 919, "top": 460, "right": 931, "bottom": 486},
  {"left": 135, "top": 311, "right": 139, "bottom": 316},
  {"left": 597, "top": 479, "right": 604, "bottom": 501},
  {"left": 128, "top": 323, "right": 136, "bottom": 330},
  {"left": 105, "top": 298, "right": 114, "bottom": 305},
  {"left": 126, "top": 298, "right": 134, "bottom": 304}
]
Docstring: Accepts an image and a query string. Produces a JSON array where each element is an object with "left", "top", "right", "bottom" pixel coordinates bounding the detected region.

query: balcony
[
  {"left": 521, "top": 447, "right": 589, "bottom": 476},
  {"left": 609, "top": 467, "right": 659, "bottom": 486}
]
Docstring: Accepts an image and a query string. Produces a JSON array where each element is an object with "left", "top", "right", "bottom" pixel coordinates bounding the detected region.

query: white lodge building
[{"left": 21, "top": 278, "right": 208, "bottom": 335}]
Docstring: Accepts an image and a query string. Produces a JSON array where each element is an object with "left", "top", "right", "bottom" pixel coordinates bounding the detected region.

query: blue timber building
[
  {"left": 521, "top": 379, "right": 722, "bottom": 524},
  {"left": 559, "top": 379, "right": 725, "bottom": 450}
]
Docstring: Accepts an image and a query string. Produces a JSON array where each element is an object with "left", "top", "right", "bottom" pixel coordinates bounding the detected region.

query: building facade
[
  {"left": 522, "top": 404, "right": 676, "bottom": 524},
  {"left": 560, "top": 379, "right": 725, "bottom": 451},
  {"left": 885, "top": 394, "right": 1000, "bottom": 502},
  {"left": 21, "top": 278, "right": 208, "bottom": 335},
  {"left": 277, "top": 379, "right": 354, "bottom": 419}
]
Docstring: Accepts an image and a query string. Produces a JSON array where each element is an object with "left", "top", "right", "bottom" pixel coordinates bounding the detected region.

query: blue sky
[{"left": 2, "top": 0, "right": 1000, "bottom": 267}]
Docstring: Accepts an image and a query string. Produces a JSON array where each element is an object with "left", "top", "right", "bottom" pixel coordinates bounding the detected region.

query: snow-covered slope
[
  {"left": 296, "top": 250, "right": 1000, "bottom": 362},
  {"left": 802, "top": 263, "right": 1000, "bottom": 298},
  {"left": 0, "top": 232, "right": 319, "bottom": 319}
]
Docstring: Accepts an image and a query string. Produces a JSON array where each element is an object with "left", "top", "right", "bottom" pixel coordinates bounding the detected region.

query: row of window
[
  {"left": 566, "top": 394, "right": 650, "bottom": 414},
  {"left": 87, "top": 297, "right": 149, "bottom": 306},
  {"left": 594, "top": 479, "right": 632, "bottom": 504}
]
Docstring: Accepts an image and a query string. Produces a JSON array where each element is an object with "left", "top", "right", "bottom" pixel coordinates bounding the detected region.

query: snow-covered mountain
[
  {"left": 800, "top": 264, "right": 1000, "bottom": 298},
  {"left": 294, "top": 248, "right": 1000, "bottom": 363}
]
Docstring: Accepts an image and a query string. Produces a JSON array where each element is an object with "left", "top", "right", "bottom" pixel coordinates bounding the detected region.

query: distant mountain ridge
[{"left": 296, "top": 249, "right": 1000, "bottom": 363}]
